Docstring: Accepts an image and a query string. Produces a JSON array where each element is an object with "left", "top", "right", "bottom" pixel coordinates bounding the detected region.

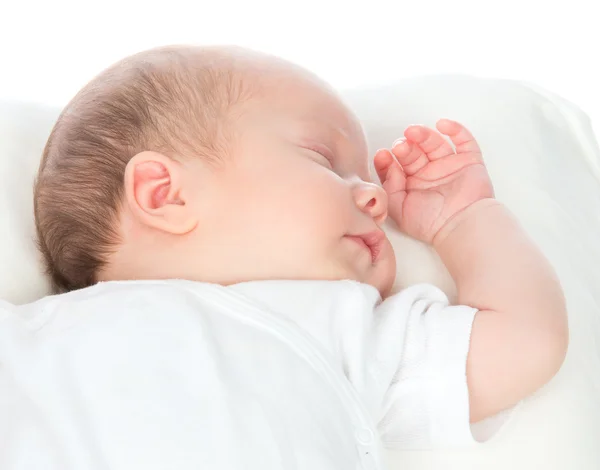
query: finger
[
  {"left": 374, "top": 148, "right": 396, "bottom": 185},
  {"left": 435, "top": 119, "right": 482, "bottom": 158},
  {"left": 403, "top": 125, "right": 455, "bottom": 161},
  {"left": 391, "top": 138, "right": 428, "bottom": 176},
  {"left": 374, "top": 149, "right": 406, "bottom": 194},
  {"left": 382, "top": 161, "right": 406, "bottom": 196}
]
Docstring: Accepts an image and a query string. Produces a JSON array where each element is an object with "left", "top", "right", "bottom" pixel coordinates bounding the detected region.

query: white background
[{"left": 1, "top": 0, "right": 598, "bottom": 136}]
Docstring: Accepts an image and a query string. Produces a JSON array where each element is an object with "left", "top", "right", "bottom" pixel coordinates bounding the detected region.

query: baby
[{"left": 3, "top": 46, "right": 568, "bottom": 469}]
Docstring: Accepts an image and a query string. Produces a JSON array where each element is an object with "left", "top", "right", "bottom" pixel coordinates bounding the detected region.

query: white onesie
[{"left": 0, "top": 279, "right": 478, "bottom": 470}]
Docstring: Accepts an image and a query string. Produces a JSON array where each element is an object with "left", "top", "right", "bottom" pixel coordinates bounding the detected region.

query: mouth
[{"left": 345, "top": 229, "right": 385, "bottom": 262}]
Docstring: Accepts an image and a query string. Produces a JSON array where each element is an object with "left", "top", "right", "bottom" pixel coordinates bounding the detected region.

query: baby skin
[
  {"left": 375, "top": 120, "right": 568, "bottom": 422},
  {"left": 98, "top": 50, "right": 568, "bottom": 425}
]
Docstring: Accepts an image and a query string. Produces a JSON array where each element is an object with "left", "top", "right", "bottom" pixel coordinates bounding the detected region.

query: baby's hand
[{"left": 374, "top": 120, "right": 494, "bottom": 244}]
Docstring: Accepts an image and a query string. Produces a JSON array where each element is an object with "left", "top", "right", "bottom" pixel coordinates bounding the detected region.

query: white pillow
[
  {"left": 0, "top": 101, "right": 55, "bottom": 304},
  {"left": 1, "top": 76, "right": 599, "bottom": 468}
]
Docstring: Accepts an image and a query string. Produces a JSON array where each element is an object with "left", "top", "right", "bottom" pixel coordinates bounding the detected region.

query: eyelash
[{"left": 306, "top": 146, "right": 334, "bottom": 167}]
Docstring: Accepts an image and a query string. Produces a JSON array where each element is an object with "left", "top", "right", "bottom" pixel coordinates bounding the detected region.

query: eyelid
[{"left": 304, "top": 143, "right": 335, "bottom": 164}]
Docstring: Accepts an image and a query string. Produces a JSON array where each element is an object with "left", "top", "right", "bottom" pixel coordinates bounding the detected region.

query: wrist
[{"left": 432, "top": 199, "right": 503, "bottom": 248}]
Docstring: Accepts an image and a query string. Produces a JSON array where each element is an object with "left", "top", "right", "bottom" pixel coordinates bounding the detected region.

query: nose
[{"left": 352, "top": 181, "right": 388, "bottom": 225}]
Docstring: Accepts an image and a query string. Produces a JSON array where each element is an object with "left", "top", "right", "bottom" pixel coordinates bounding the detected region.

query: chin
[
  {"left": 348, "top": 262, "right": 395, "bottom": 298},
  {"left": 379, "top": 278, "right": 395, "bottom": 298},
  {"left": 372, "top": 254, "right": 397, "bottom": 298},
  {"left": 331, "top": 245, "right": 396, "bottom": 296},
  {"left": 370, "top": 273, "right": 395, "bottom": 298}
]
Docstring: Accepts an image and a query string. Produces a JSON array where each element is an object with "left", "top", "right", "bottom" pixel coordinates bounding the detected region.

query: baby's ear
[{"left": 124, "top": 151, "right": 197, "bottom": 235}]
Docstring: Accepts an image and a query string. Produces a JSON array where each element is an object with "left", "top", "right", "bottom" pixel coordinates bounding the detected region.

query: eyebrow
[{"left": 297, "top": 118, "right": 352, "bottom": 140}]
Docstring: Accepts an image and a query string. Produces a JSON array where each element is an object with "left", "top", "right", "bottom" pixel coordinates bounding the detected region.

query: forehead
[
  {"left": 247, "top": 71, "right": 370, "bottom": 173},
  {"left": 267, "top": 74, "right": 364, "bottom": 139}
]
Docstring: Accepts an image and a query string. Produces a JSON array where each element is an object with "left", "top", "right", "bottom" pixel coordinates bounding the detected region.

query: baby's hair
[{"left": 34, "top": 46, "right": 251, "bottom": 293}]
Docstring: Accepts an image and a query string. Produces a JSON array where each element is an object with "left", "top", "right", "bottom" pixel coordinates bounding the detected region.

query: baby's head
[{"left": 34, "top": 46, "right": 396, "bottom": 297}]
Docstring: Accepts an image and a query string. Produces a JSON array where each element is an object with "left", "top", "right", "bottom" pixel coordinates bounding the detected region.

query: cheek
[
  {"left": 206, "top": 147, "right": 355, "bottom": 263},
  {"left": 237, "top": 163, "right": 352, "bottom": 240},
  {"left": 277, "top": 171, "right": 351, "bottom": 235}
]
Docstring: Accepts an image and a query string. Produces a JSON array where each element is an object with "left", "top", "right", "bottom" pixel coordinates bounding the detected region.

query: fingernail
[{"left": 392, "top": 138, "right": 405, "bottom": 147}]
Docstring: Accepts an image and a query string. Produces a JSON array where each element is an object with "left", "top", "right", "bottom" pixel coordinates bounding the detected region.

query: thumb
[{"left": 381, "top": 164, "right": 406, "bottom": 227}]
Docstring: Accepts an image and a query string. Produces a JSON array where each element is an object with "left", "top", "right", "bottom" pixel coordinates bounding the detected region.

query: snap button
[{"left": 356, "top": 427, "right": 374, "bottom": 445}]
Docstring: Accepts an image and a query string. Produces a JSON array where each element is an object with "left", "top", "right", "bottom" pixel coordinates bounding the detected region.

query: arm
[
  {"left": 374, "top": 119, "right": 568, "bottom": 423},
  {"left": 434, "top": 199, "right": 568, "bottom": 422}
]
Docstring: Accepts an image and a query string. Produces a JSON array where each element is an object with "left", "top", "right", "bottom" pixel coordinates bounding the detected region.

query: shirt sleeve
[{"left": 365, "top": 284, "right": 478, "bottom": 449}]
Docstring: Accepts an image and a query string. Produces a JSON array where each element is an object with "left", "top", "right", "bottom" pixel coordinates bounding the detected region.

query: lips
[{"left": 345, "top": 229, "right": 385, "bottom": 262}]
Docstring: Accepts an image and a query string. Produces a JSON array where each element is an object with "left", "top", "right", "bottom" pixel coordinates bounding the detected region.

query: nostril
[{"left": 365, "top": 198, "right": 377, "bottom": 209}]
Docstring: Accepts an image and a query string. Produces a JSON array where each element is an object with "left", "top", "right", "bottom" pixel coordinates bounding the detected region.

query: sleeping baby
[{"left": 0, "top": 46, "right": 568, "bottom": 469}]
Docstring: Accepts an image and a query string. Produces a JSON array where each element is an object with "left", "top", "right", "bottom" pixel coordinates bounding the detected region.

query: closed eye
[{"left": 305, "top": 145, "right": 335, "bottom": 169}]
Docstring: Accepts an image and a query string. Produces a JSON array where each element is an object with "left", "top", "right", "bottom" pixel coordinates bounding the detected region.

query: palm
[{"left": 375, "top": 120, "right": 494, "bottom": 243}]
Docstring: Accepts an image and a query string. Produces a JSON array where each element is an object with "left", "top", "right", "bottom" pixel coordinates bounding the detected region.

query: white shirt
[{"left": 0, "top": 279, "right": 477, "bottom": 470}]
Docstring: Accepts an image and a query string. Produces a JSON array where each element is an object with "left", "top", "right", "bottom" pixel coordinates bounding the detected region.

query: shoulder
[{"left": 2, "top": 280, "right": 240, "bottom": 340}]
